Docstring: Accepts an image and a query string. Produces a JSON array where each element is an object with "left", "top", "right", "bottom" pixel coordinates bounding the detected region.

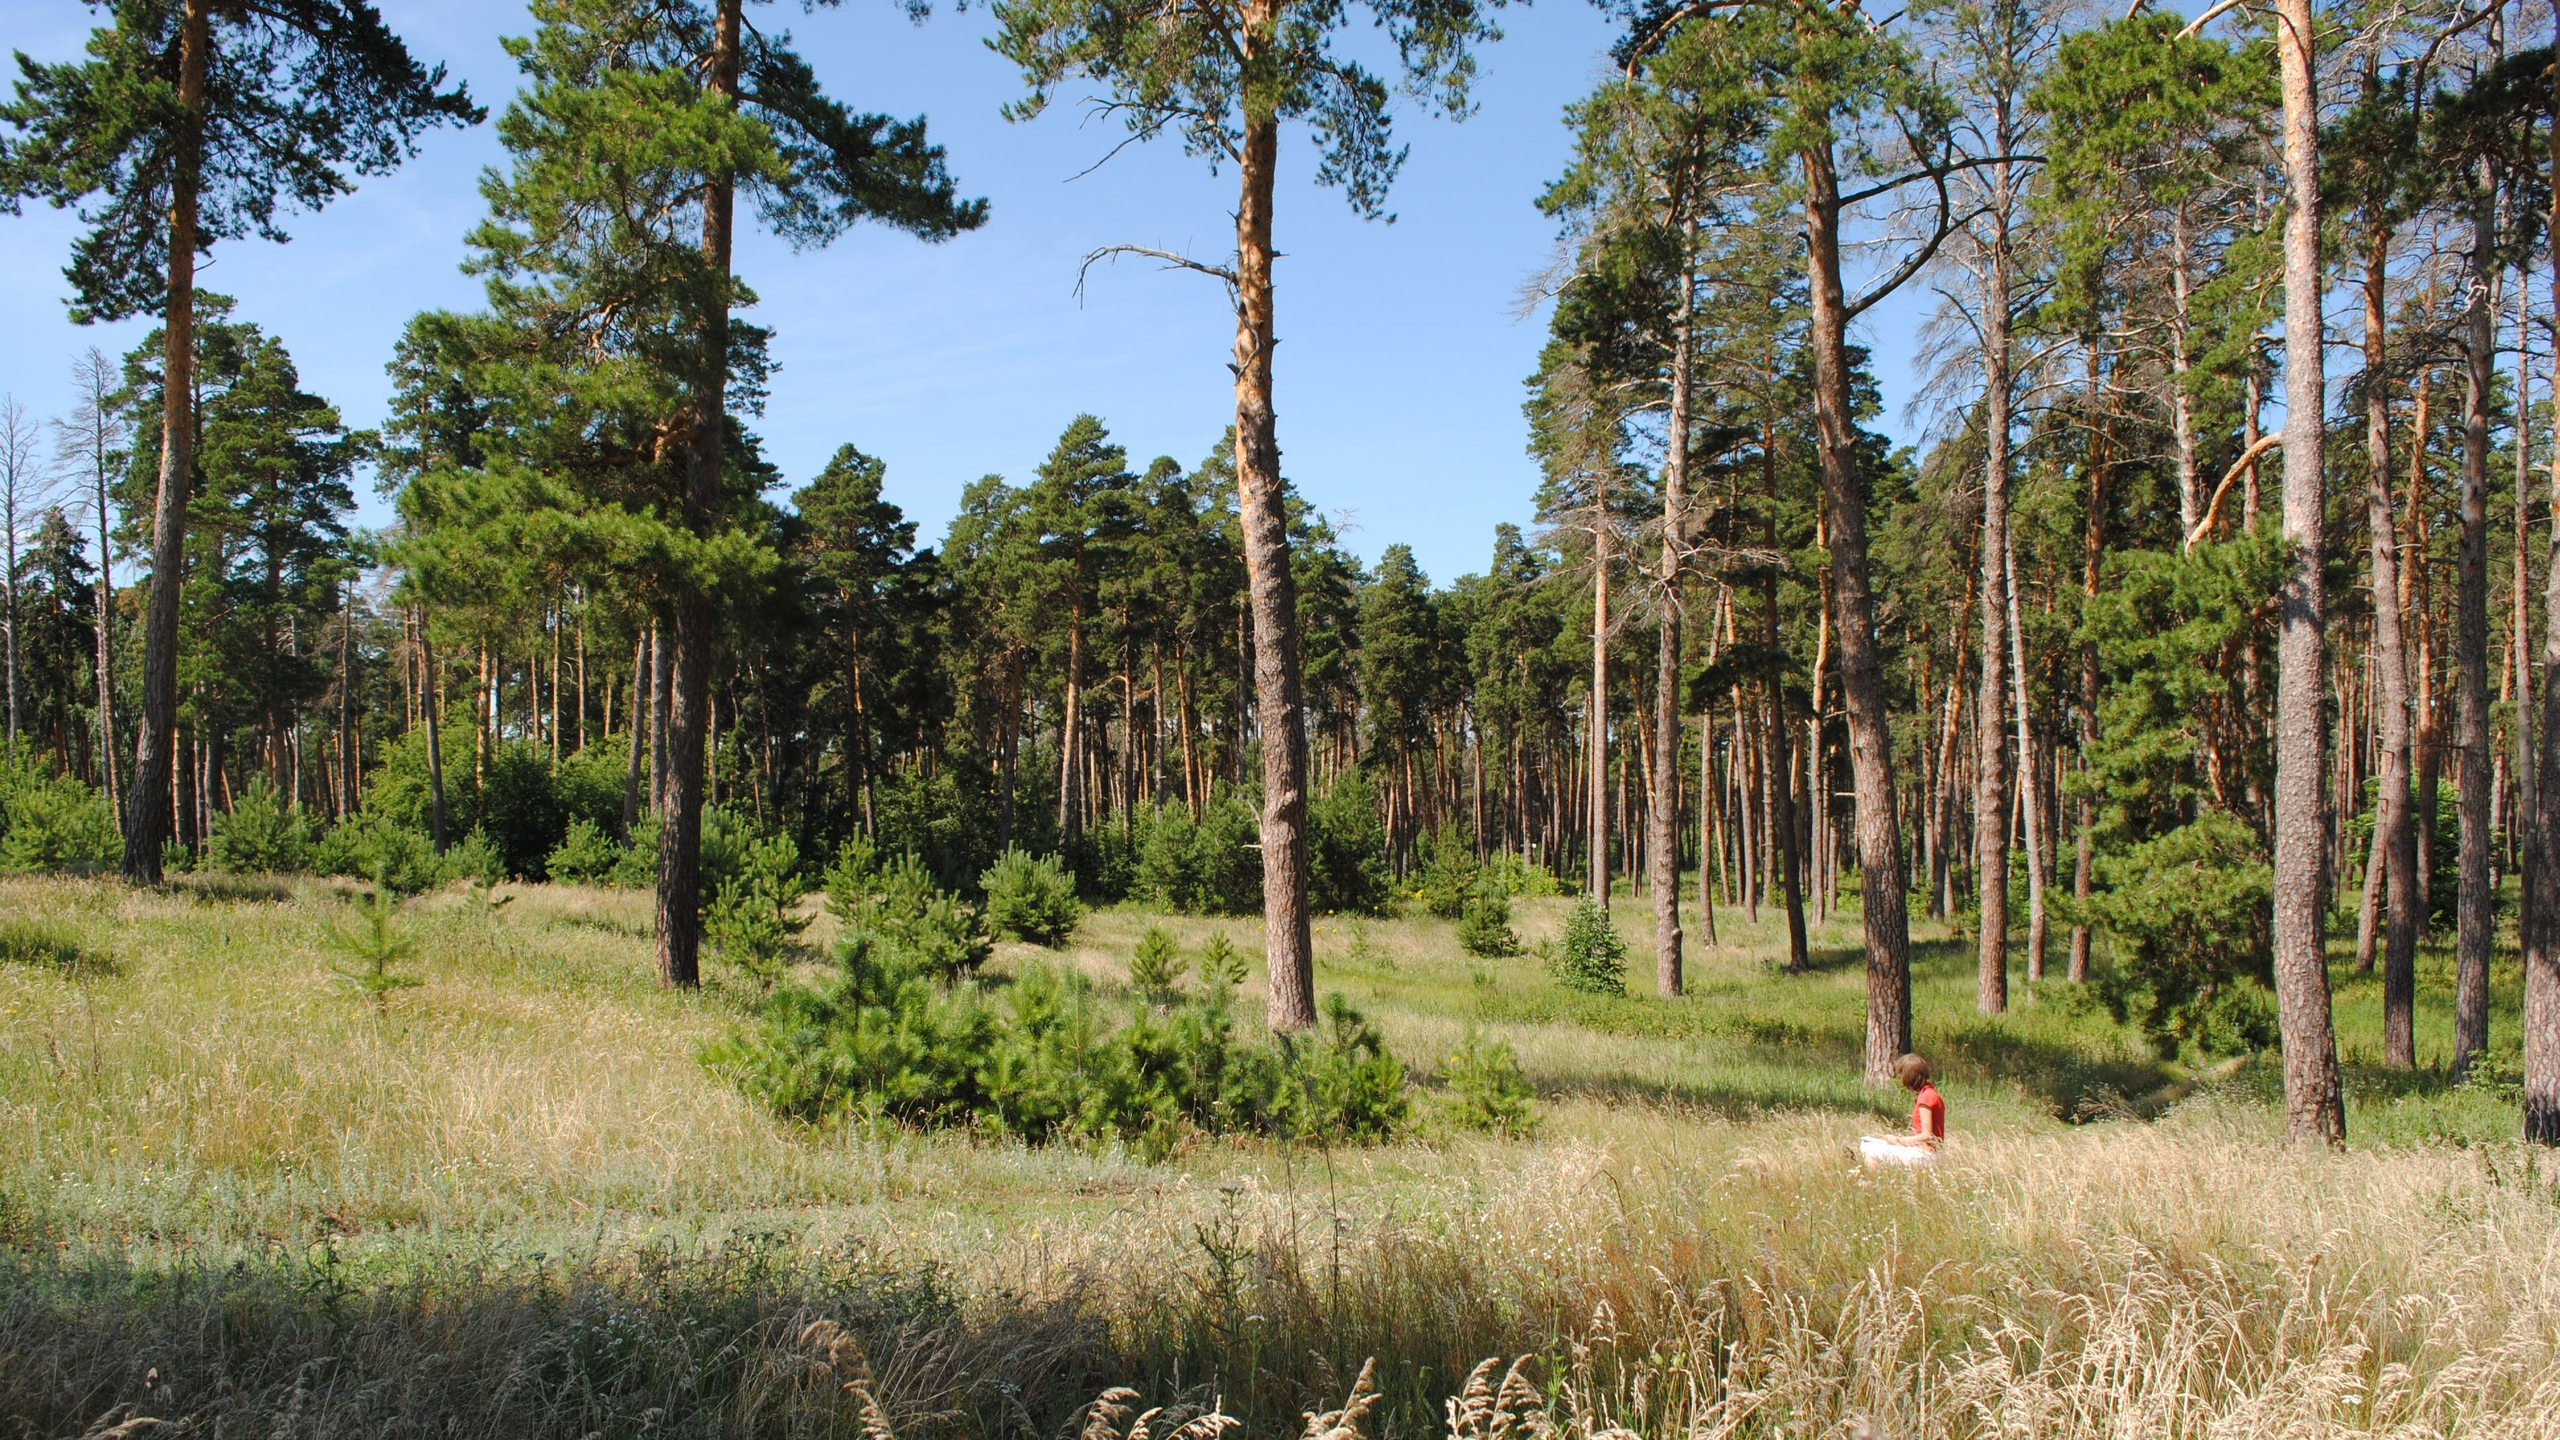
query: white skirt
[{"left": 1860, "top": 1135, "right": 1940, "bottom": 1167}]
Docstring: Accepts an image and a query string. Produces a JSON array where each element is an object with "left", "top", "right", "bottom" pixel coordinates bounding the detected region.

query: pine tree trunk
[
  {"left": 2273, "top": 0, "right": 2346, "bottom": 1144},
  {"left": 2455, "top": 168, "right": 2499, "bottom": 1075},
  {"left": 622, "top": 631, "right": 646, "bottom": 840},
  {"left": 123, "top": 0, "right": 209, "bottom": 884},
  {"left": 2527, "top": 63, "right": 2560, "bottom": 1141},
  {"left": 1590, "top": 483, "right": 1611, "bottom": 907},
  {"left": 2364, "top": 211, "right": 2421, "bottom": 1068},
  {"left": 338, "top": 592, "right": 357, "bottom": 818},
  {"left": 420, "top": 614, "right": 447, "bottom": 852},
  {"left": 657, "top": 0, "right": 743, "bottom": 990},
  {"left": 1230, "top": 83, "right": 1315, "bottom": 1031},
  {"left": 92, "top": 432, "right": 117, "bottom": 807},
  {"left": 1804, "top": 135, "right": 1910, "bottom": 1081},
  {"left": 1650, "top": 225, "right": 1694, "bottom": 994}
]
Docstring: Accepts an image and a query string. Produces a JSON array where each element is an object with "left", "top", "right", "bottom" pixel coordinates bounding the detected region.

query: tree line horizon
[{"left": 4, "top": 0, "right": 2559, "bottom": 1150}]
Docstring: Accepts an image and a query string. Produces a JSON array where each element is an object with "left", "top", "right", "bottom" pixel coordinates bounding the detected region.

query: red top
[{"left": 1911, "top": 1084, "right": 1946, "bottom": 1141}]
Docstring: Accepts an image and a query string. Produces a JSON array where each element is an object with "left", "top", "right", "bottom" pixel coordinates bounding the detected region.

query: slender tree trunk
[
  {"left": 622, "top": 631, "right": 647, "bottom": 840},
  {"left": 2009, "top": 522, "right": 2047, "bottom": 986},
  {"left": 1229, "top": 81, "right": 1315, "bottom": 1031},
  {"left": 1805, "top": 137, "right": 1910, "bottom": 1081},
  {"left": 657, "top": 0, "right": 743, "bottom": 989},
  {"left": 2170, "top": 215, "right": 2203, "bottom": 543},
  {"left": 2527, "top": 58, "right": 2560, "bottom": 1141},
  {"left": 1590, "top": 485, "right": 1611, "bottom": 906},
  {"left": 1651, "top": 219, "right": 1694, "bottom": 993},
  {"left": 123, "top": 0, "right": 208, "bottom": 883},
  {"left": 92, "top": 423, "right": 117, "bottom": 807},
  {"left": 2071, "top": 342, "right": 2106, "bottom": 982},
  {"left": 2362, "top": 207, "right": 2421, "bottom": 1067},
  {"left": 2273, "top": 0, "right": 2346, "bottom": 1144},
  {"left": 2454, "top": 168, "right": 2500, "bottom": 1074},
  {"left": 2514, "top": 263, "right": 2537, "bottom": 932},
  {"left": 338, "top": 591, "right": 357, "bottom": 818},
  {"left": 1059, "top": 591, "right": 1085, "bottom": 841},
  {"left": 420, "top": 613, "right": 447, "bottom": 852},
  {"left": 1976, "top": 278, "right": 2017, "bottom": 1009}
]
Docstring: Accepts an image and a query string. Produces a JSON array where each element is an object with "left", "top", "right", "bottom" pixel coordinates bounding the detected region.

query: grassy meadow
[{"left": 0, "top": 873, "right": 2554, "bottom": 1437}]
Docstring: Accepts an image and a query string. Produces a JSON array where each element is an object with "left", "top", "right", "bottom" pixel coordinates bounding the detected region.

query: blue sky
[{"left": 0, "top": 0, "right": 1940, "bottom": 587}]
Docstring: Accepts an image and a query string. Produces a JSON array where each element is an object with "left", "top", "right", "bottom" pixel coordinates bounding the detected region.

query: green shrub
[
  {"left": 326, "top": 881, "right": 422, "bottom": 1006},
  {"left": 825, "top": 838, "right": 990, "bottom": 980},
  {"left": 1413, "top": 825, "right": 1481, "bottom": 920},
  {"left": 1456, "top": 893, "right": 1519, "bottom": 957},
  {"left": 1129, "top": 925, "right": 1187, "bottom": 1006},
  {"left": 1198, "top": 931, "right": 1250, "bottom": 990},
  {"left": 980, "top": 847, "right": 1082, "bottom": 946},
  {"left": 480, "top": 743, "right": 571, "bottom": 880},
  {"left": 1132, "top": 794, "right": 1261, "bottom": 916},
  {"left": 707, "top": 939, "right": 1410, "bottom": 1149},
  {"left": 445, "top": 828, "right": 504, "bottom": 890},
  {"left": 1435, "top": 1029, "right": 1537, "bottom": 1136},
  {"left": 1307, "top": 772, "right": 1390, "bottom": 915},
  {"left": 1480, "top": 852, "right": 1564, "bottom": 898},
  {"left": 208, "top": 778, "right": 311, "bottom": 874},
  {"left": 1551, "top": 895, "right": 1627, "bottom": 996},
  {"left": 706, "top": 822, "right": 809, "bottom": 990},
  {"left": 545, "top": 818, "right": 626, "bottom": 886},
  {"left": 0, "top": 754, "right": 120, "bottom": 874},
  {"left": 313, "top": 812, "right": 446, "bottom": 896},
  {"left": 2080, "top": 808, "right": 2272, "bottom": 1056},
  {"left": 614, "top": 816, "right": 660, "bottom": 888}
]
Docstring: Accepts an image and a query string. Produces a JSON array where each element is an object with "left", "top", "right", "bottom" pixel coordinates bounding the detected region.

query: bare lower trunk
[
  {"left": 621, "top": 631, "right": 647, "bottom": 840},
  {"left": 1651, "top": 233, "right": 1694, "bottom": 996},
  {"left": 2454, "top": 170, "right": 2498, "bottom": 1075},
  {"left": 1975, "top": 190, "right": 2014, "bottom": 1013},
  {"left": 2529, "top": 70, "right": 2560, "bottom": 1141},
  {"left": 656, "top": 0, "right": 743, "bottom": 990},
  {"left": 2273, "top": 0, "right": 2345, "bottom": 1144},
  {"left": 1805, "top": 138, "right": 1910, "bottom": 1081},
  {"left": 420, "top": 617, "right": 447, "bottom": 852},
  {"left": 1590, "top": 528, "right": 1609, "bottom": 905},
  {"left": 1232, "top": 99, "right": 1314, "bottom": 1032},
  {"left": 123, "top": 0, "right": 209, "bottom": 884}
]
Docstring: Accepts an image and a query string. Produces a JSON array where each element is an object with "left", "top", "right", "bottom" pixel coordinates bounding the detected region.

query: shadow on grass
[
  {"left": 1551, "top": 1069, "right": 1901, "bottom": 1124},
  {"left": 0, "top": 919, "right": 116, "bottom": 978},
  {"left": 1930, "top": 1018, "right": 2176, "bottom": 1121}
]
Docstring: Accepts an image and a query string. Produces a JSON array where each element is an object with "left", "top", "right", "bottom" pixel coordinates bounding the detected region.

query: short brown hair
[{"left": 1893, "top": 1053, "right": 1931, "bottom": 1087}]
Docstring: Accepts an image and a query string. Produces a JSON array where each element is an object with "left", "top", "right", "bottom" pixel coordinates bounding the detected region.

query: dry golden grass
[{"left": 0, "top": 875, "right": 2553, "bottom": 1437}]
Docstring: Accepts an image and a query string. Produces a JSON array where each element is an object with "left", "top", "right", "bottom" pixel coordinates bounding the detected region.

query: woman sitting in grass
[{"left": 1859, "top": 1053, "right": 1945, "bottom": 1167}]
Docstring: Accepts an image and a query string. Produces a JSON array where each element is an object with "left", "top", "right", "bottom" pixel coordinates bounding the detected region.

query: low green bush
[
  {"left": 706, "top": 821, "right": 809, "bottom": 989},
  {"left": 208, "top": 779, "right": 312, "bottom": 874},
  {"left": 1307, "top": 772, "right": 1391, "bottom": 915},
  {"left": 826, "top": 838, "right": 989, "bottom": 980},
  {"left": 1552, "top": 895, "right": 1627, "bottom": 996},
  {"left": 980, "top": 847, "right": 1081, "bottom": 946},
  {"left": 0, "top": 753, "right": 120, "bottom": 874},
  {"left": 314, "top": 812, "right": 446, "bottom": 896},
  {"left": 2079, "top": 808, "right": 2273, "bottom": 1057},
  {"left": 1413, "top": 825, "right": 1480, "bottom": 920},
  {"left": 1479, "top": 852, "right": 1565, "bottom": 898},
  {"left": 1129, "top": 925, "right": 1186, "bottom": 1005},
  {"left": 1456, "top": 893, "right": 1519, "bottom": 957},
  {"left": 706, "top": 940, "right": 1410, "bottom": 1148},
  {"left": 544, "top": 819, "right": 625, "bottom": 886},
  {"left": 1434, "top": 1029, "right": 1537, "bottom": 1136},
  {"left": 1131, "top": 794, "right": 1261, "bottom": 916}
]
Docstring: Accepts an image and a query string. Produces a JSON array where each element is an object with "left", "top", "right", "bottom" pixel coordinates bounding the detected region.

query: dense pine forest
[{"left": 2, "top": 0, "right": 2559, "bottom": 1155}]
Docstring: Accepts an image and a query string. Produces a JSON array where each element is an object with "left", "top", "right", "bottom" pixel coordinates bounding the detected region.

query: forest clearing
[
  {"left": 8, "top": 0, "right": 2560, "bottom": 1432},
  {"left": 0, "top": 873, "right": 2549, "bottom": 1436}
]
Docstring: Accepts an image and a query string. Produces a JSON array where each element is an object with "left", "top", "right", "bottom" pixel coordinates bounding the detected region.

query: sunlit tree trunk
[
  {"left": 2454, "top": 163, "right": 2499, "bottom": 1075},
  {"left": 1804, "top": 132, "right": 1909, "bottom": 1081},
  {"left": 2272, "top": 0, "right": 2345, "bottom": 1144},
  {"left": 124, "top": 0, "right": 209, "bottom": 884},
  {"left": 2363, "top": 211, "right": 2420, "bottom": 1069},
  {"left": 657, "top": 0, "right": 744, "bottom": 989}
]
